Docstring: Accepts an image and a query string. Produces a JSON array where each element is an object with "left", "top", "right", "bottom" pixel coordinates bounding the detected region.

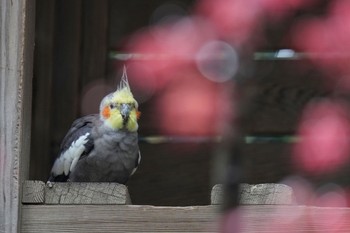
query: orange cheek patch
[
  {"left": 136, "top": 111, "right": 141, "bottom": 119},
  {"left": 102, "top": 106, "right": 111, "bottom": 119}
]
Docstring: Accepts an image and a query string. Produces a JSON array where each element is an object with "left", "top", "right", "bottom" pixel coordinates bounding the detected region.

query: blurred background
[{"left": 31, "top": 0, "right": 350, "bottom": 208}]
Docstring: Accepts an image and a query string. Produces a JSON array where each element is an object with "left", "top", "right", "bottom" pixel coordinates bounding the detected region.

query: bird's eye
[{"left": 110, "top": 104, "right": 115, "bottom": 109}]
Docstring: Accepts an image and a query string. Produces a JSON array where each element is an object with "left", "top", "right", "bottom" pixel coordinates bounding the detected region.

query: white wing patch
[
  {"left": 51, "top": 133, "right": 90, "bottom": 176},
  {"left": 130, "top": 151, "right": 141, "bottom": 176}
]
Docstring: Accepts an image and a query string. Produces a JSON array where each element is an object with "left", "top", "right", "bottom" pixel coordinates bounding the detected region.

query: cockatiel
[{"left": 48, "top": 68, "right": 141, "bottom": 184}]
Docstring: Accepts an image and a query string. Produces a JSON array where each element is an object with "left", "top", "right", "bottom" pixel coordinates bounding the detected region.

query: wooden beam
[
  {"left": 22, "top": 181, "right": 131, "bottom": 205},
  {"left": 0, "top": 0, "right": 35, "bottom": 232},
  {"left": 21, "top": 205, "right": 218, "bottom": 233},
  {"left": 21, "top": 204, "right": 350, "bottom": 232},
  {"left": 22, "top": 181, "right": 45, "bottom": 204},
  {"left": 211, "top": 184, "right": 295, "bottom": 205}
]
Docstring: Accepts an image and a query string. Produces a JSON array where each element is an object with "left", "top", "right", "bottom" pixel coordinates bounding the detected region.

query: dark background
[{"left": 31, "top": 0, "right": 345, "bottom": 206}]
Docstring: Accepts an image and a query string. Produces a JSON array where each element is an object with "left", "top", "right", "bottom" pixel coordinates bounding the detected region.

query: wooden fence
[{"left": 20, "top": 182, "right": 350, "bottom": 232}]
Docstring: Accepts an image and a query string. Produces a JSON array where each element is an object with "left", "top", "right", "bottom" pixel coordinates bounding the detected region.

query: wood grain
[
  {"left": 21, "top": 204, "right": 350, "bottom": 232},
  {"left": 0, "top": 0, "right": 35, "bottom": 232},
  {"left": 45, "top": 182, "right": 131, "bottom": 205},
  {"left": 234, "top": 205, "right": 350, "bottom": 232},
  {"left": 22, "top": 181, "right": 131, "bottom": 205},
  {"left": 22, "top": 181, "right": 45, "bottom": 204},
  {"left": 21, "top": 205, "right": 219, "bottom": 233},
  {"left": 211, "top": 184, "right": 295, "bottom": 205}
]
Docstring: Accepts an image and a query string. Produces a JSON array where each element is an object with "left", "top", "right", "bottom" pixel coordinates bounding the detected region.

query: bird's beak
[{"left": 120, "top": 103, "right": 131, "bottom": 122}]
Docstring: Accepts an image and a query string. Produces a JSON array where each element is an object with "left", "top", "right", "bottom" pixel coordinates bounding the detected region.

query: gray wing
[
  {"left": 48, "top": 114, "right": 97, "bottom": 182},
  {"left": 131, "top": 150, "right": 141, "bottom": 176}
]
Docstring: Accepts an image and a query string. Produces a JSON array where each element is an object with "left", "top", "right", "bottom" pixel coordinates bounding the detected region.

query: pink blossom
[
  {"left": 293, "top": 100, "right": 350, "bottom": 175},
  {"left": 196, "top": 0, "right": 261, "bottom": 45},
  {"left": 156, "top": 70, "right": 233, "bottom": 136},
  {"left": 125, "top": 17, "right": 215, "bottom": 91},
  {"left": 291, "top": 0, "right": 350, "bottom": 88}
]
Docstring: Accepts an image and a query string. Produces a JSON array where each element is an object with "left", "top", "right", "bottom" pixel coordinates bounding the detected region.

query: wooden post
[{"left": 0, "top": 0, "right": 35, "bottom": 232}]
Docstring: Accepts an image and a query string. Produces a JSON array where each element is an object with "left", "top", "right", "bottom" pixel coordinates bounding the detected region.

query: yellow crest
[{"left": 100, "top": 66, "right": 139, "bottom": 132}]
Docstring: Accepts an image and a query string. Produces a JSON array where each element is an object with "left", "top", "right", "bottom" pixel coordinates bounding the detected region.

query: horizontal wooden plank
[
  {"left": 21, "top": 205, "right": 350, "bottom": 232},
  {"left": 239, "top": 205, "right": 350, "bottom": 232},
  {"left": 21, "top": 205, "right": 218, "bottom": 233},
  {"left": 22, "top": 181, "right": 131, "bottom": 205},
  {"left": 211, "top": 183, "right": 295, "bottom": 205}
]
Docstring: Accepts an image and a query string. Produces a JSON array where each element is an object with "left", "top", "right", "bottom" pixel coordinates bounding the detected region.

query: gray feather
[{"left": 49, "top": 115, "right": 140, "bottom": 184}]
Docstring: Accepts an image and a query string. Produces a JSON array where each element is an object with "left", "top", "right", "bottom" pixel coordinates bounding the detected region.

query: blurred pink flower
[
  {"left": 126, "top": 17, "right": 215, "bottom": 90},
  {"left": 293, "top": 100, "right": 350, "bottom": 175},
  {"left": 292, "top": 0, "right": 350, "bottom": 88},
  {"left": 196, "top": 0, "right": 314, "bottom": 44},
  {"left": 156, "top": 71, "right": 233, "bottom": 136},
  {"left": 123, "top": 0, "right": 316, "bottom": 137},
  {"left": 196, "top": 0, "right": 261, "bottom": 45},
  {"left": 260, "top": 0, "right": 315, "bottom": 19}
]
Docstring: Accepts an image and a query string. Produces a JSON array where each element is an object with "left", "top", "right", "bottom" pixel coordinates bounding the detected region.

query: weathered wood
[
  {"left": 236, "top": 205, "right": 350, "bottom": 232},
  {"left": 22, "top": 181, "right": 45, "bottom": 204},
  {"left": 0, "top": 0, "right": 35, "bottom": 232},
  {"left": 45, "top": 182, "right": 131, "bottom": 205},
  {"left": 21, "top": 204, "right": 350, "bottom": 232},
  {"left": 211, "top": 184, "right": 295, "bottom": 205},
  {"left": 21, "top": 205, "right": 218, "bottom": 233},
  {"left": 22, "top": 181, "right": 131, "bottom": 205},
  {"left": 211, "top": 184, "right": 223, "bottom": 205},
  {"left": 240, "top": 183, "right": 294, "bottom": 205}
]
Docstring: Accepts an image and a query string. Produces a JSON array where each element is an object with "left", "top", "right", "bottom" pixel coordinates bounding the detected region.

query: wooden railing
[{"left": 22, "top": 182, "right": 350, "bottom": 233}]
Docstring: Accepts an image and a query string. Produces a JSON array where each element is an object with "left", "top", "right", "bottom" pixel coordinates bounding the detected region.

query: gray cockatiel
[{"left": 48, "top": 68, "right": 141, "bottom": 184}]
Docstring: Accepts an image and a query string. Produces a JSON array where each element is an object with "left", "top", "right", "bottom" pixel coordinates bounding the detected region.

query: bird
[{"left": 48, "top": 67, "right": 141, "bottom": 184}]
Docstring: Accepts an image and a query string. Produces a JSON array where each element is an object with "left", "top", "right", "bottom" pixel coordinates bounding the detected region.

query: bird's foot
[{"left": 46, "top": 181, "right": 53, "bottom": 188}]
